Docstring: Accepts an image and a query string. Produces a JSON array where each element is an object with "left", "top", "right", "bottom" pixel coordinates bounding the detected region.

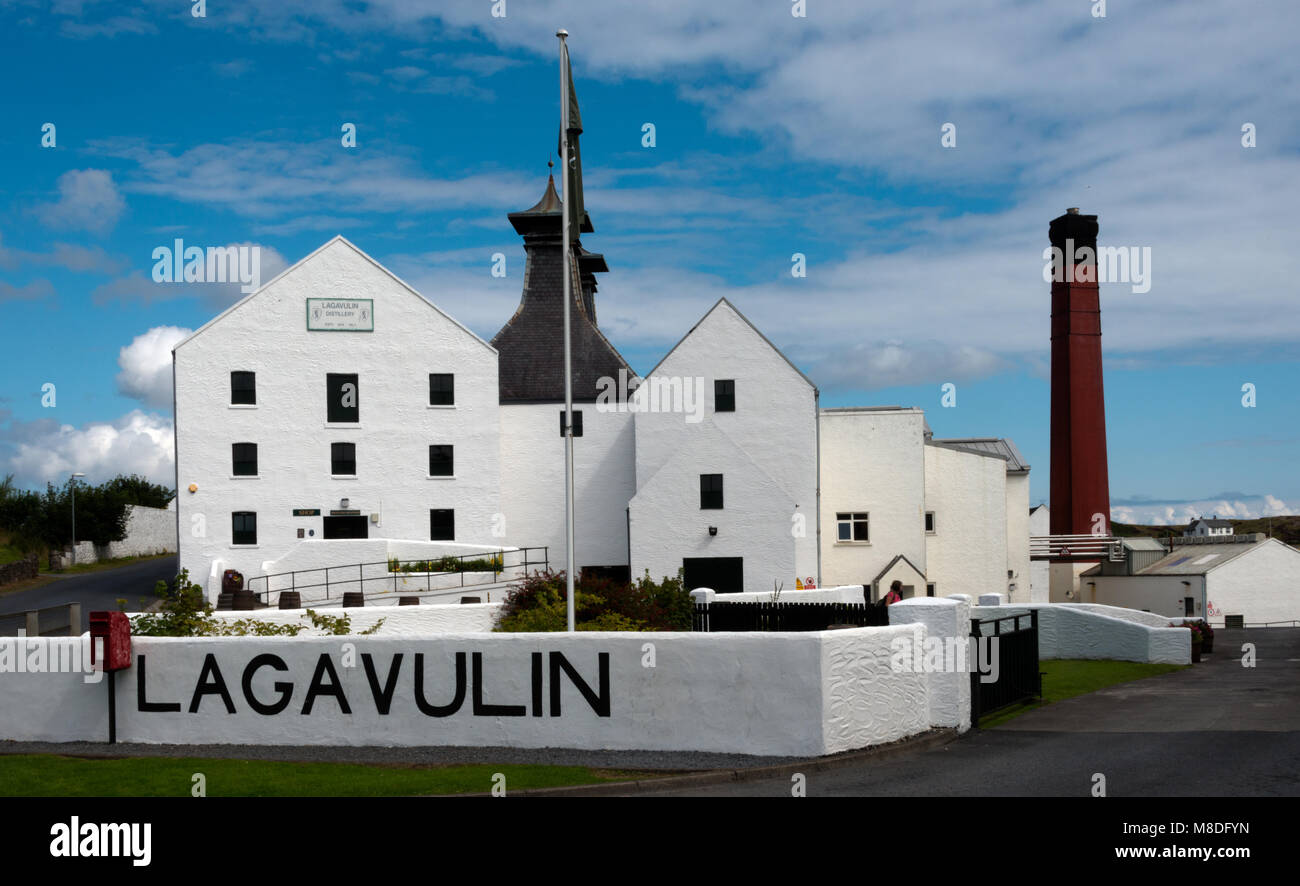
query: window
[
  {"left": 925, "top": 511, "right": 936, "bottom": 533},
  {"left": 232, "top": 512, "right": 257, "bottom": 546},
  {"left": 331, "top": 442, "right": 356, "bottom": 476},
  {"left": 926, "top": 582, "right": 936, "bottom": 597},
  {"left": 429, "top": 445, "right": 454, "bottom": 477},
  {"left": 836, "top": 512, "right": 869, "bottom": 542},
  {"left": 700, "top": 474, "right": 724, "bottom": 509},
  {"left": 430, "top": 509, "right": 455, "bottom": 541},
  {"left": 327, "top": 373, "right": 359, "bottom": 422},
  {"left": 560, "top": 409, "right": 583, "bottom": 437},
  {"left": 714, "top": 379, "right": 735, "bottom": 412},
  {"left": 232, "top": 443, "right": 258, "bottom": 476},
  {"left": 429, "top": 373, "right": 454, "bottom": 406},
  {"left": 230, "top": 371, "right": 256, "bottom": 405}
]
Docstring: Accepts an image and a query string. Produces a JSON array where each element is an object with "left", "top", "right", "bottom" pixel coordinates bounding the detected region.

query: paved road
[
  {"left": 640, "top": 628, "right": 1300, "bottom": 796},
  {"left": 0, "top": 555, "right": 177, "bottom": 635}
]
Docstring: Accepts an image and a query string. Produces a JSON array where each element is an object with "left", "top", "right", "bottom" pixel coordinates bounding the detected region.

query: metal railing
[
  {"left": 1030, "top": 534, "right": 1124, "bottom": 561},
  {"left": 970, "top": 610, "right": 1042, "bottom": 724},
  {"left": 0, "top": 602, "right": 82, "bottom": 637},
  {"left": 243, "top": 547, "right": 548, "bottom": 607}
]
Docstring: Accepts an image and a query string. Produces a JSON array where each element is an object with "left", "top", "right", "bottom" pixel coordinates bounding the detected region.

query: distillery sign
[
  {"left": 133, "top": 649, "right": 612, "bottom": 718},
  {"left": 307, "top": 298, "right": 374, "bottom": 332}
]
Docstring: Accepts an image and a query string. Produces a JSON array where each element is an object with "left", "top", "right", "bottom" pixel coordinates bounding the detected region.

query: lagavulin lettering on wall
[{"left": 136, "top": 650, "right": 611, "bottom": 718}]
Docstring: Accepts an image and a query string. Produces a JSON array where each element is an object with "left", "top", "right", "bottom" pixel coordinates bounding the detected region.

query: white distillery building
[
  {"left": 172, "top": 115, "right": 1031, "bottom": 601},
  {"left": 1081, "top": 533, "right": 1300, "bottom": 625}
]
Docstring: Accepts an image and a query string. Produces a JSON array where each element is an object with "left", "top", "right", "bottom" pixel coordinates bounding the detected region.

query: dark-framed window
[
  {"left": 232, "top": 442, "right": 258, "bottom": 476},
  {"left": 700, "top": 474, "right": 724, "bottom": 509},
  {"left": 429, "top": 373, "right": 454, "bottom": 406},
  {"left": 230, "top": 371, "right": 256, "bottom": 405},
  {"left": 327, "top": 373, "right": 359, "bottom": 422},
  {"left": 331, "top": 442, "right": 356, "bottom": 476},
  {"left": 925, "top": 511, "right": 936, "bottom": 533},
  {"left": 429, "top": 445, "right": 454, "bottom": 477},
  {"left": 560, "top": 409, "right": 583, "bottom": 437},
  {"left": 232, "top": 511, "right": 257, "bottom": 546},
  {"left": 926, "top": 583, "right": 937, "bottom": 597},
  {"left": 714, "top": 379, "right": 735, "bottom": 412},
  {"left": 430, "top": 509, "right": 455, "bottom": 541},
  {"left": 836, "top": 512, "right": 869, "bottom": 542}
]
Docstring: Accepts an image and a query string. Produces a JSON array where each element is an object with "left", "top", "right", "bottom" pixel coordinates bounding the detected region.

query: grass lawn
[
  {"left": 979, "top": 659, "right": 1189, "bottom": 729},
  {"left": 0, "top": 754, "right": 659, "bottom": 797}
]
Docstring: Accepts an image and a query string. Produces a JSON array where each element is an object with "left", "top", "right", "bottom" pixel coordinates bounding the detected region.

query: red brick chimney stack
[{"left": 1049, "top": 208, "right": 1111, "bottom": 542}]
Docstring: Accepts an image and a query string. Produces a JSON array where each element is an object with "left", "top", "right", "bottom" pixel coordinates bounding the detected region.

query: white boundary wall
[
  {"left": 690, "top": 585, "right": 866, "bottom": 605},
  {"left": 0, "top": 627, "right": 954, "bottom": 756},
  {"left": 973, "top": 603, "right": 1190, "bottom": 664},
  {"left": 889, "top": 597, "right": 972, "bottom": 732},
  {"left": 202, "top": 602, "right": 503, "bottom": 635}
]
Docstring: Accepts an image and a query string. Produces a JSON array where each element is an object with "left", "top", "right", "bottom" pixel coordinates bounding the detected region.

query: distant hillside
[{"left": 1112, "top": 516, "right": 1300, "bottom": 547}]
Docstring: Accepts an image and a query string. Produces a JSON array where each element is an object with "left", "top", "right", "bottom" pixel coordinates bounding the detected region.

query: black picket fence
[{"left": 692, "top": 600, "right": 890, "bottom": 632}]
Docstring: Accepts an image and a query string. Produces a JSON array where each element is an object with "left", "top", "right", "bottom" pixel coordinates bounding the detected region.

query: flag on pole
[{"left": 558, "top": 41, "right": 585, "bottom": 234}]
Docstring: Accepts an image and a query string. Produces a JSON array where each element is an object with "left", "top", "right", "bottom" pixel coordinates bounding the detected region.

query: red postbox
[{"left": 88, "top": 611, "right": 132, "bottom": 672}]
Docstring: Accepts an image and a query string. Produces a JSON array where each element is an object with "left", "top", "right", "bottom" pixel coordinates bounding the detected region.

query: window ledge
[
  {"left": 835, "top": 541, "right": 872, "bottom": 546},
  {"left": 426, "top": 475, "right": 456, "bottom": 480},
  {"left": 427, "top": 404, "right": 457, "bottom": 410},
  {"left": 230, "top": 544, "right": 260, "bottom": 549},
  {"left": 324, "top": 423, "right": 361, "bottom": 429},
  {"left": 229, "top": 475, "right": 260, "bottom": 480},
  {"left": 228, "top": 404, "right": 258, "bottom": 409},
  {"left": 330, "top": 474, "right": 359, "bottom": 480}
]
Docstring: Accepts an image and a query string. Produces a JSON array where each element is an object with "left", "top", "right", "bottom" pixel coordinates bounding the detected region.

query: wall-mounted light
[
  {"left": 340, "top": 498, "right": 350, "bottom": 509},
  {"left": 188, "top": 483, "right": 197, "bottom": 493},
  {"left": 708, "top": 526, "right": 717, "bottom": 536}
]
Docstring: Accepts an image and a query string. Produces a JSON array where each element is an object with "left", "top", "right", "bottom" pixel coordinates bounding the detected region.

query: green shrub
[{"left": 495, "top": 569, "right": 688, "bottom": 633}]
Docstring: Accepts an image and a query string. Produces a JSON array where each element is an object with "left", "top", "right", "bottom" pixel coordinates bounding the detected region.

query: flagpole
[{"left": 558, "top": 28, "right": 576, "bottom": 632}]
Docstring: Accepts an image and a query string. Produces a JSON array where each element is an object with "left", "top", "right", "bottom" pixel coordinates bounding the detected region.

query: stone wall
[{"left": 0, "top": 553, "right": 38, "bottom": 586}]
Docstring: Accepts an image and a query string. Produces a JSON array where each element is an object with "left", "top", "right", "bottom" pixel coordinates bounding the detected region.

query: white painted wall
[
  {"left": 174, "top": 238, "right": 501, "bottom": 593},
  {"left": 690, "top": 585, "right": 867, "bottom": 605},
  {"left": 819, "top": 408, "right": 927, "bottom": 588},
  {"left": 889, "top": 596, "right": 972, "bottom": 732},
  {"left": 0, "top": 630, "right": 942, "bottom": 757},
  {"left": 1029, "top": 506, "right": 1050, "bottom": 602},
  {"left": 631, "top": 423, "right": 796, "bottom": 592},
  {"left": 632, "top": 300, "right": 819, "bottom": 588},
  {"left": 499, "top": 403, "right": 635, "bottom": 573},
  {"left": 1005, "top": 473, "right": 1030, "bottom": 603},
  {"left": 1206, "top": 539, "right": 1300, "bottom": 625},
  {"left": 1087, "top": 574, "right": 1205, "bottom": 619},
  {"left": 923, "top": 444, "right": 1007, "bottom": 603},
  {"left": 973, "top": 603, "right": 1191, "bottom": 664}
]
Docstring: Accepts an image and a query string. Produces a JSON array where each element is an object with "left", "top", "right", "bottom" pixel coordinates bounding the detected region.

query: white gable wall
[
  {"left": 1005, "top": 472, "right": 1031, "bottom": 603},
  {"left": 1205, "top": 540, "right": 1300, "bottom": 625},
  {"left": 174, "top": 238, "right": 500, "bottom": 595},
  {"left": 633, "top": 300, "right": 819, "bottom": 585},
  {"left": 923, "top": 444, "right": 1008, "bottom": 602},
  {"left": 819, "top": 409, "right": 927, "bottom": 588}
]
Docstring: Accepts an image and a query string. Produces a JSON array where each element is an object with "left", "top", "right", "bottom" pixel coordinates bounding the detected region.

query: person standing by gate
[{"left": 883, "top": 580, "right": 904, "bottom": 605}]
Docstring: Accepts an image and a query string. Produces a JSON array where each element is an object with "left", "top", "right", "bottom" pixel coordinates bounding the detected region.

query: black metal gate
[{"left": 969, "top": 610, "right": 1041, "bottom": 725}]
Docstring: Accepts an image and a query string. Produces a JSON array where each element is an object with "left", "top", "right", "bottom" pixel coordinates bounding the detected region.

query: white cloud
[
  {"left": 116, "top": 326, "right": 193, "bottom": 409},
  {"left": 3, "top": 410, "right": 174, "bottom": 490},
  {"left": 1111, "top": 495, "right": 1292, "bottom": 526},
  {"left": 36, "top": 169, "right": 126, "bottom": 235}
]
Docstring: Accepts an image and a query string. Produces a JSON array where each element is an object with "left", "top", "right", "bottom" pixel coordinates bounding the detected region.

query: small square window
[
  {"left": 836, "top": 512, "right": 869, "bottom": 542},
  {"left": 700, "top": 474, "right": 724, "bottom": 509},
  {"left": 560, "top": 409, "right": 583, "bottom": 437},
  {"left": 429, "top": 445, "right": 453, "bottom": 476},
  {"left": 926, "top": 583, "right": 936, "bottom": 597},
  {"left": 331, "top": 442, "right": 356, "bottom": 475},
  {"left": 429, "top": 373, "right": 454, "bottom": 406},
  {"left": 430, "top": 508, "right": 455, "bottom": 541},
  {"left": 231, "top": 371, "right": 256, "bottom": 405},
  {"left": 232, "top": 511, "right": 257, "bottom": 545},
  {"left": 232, "top": 442, "right": 258, "bottom": 476},
  {"left": 925, "top": 511, "right": 936, "bottom": 533},
  {"left": 714, "top": 379, "right": 735, "bottom": 412},
  {"left": 327, "top": 373, "right": 359, "bottom": 422}
]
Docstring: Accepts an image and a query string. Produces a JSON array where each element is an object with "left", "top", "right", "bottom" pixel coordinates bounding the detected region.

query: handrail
[{"left": 242, "top": 547, "right": 549, "bottom": 605}]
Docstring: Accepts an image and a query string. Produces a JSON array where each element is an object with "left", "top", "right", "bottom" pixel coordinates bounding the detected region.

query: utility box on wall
[{"left": 88, "top": 611, "right": 132, "bottom": 672}]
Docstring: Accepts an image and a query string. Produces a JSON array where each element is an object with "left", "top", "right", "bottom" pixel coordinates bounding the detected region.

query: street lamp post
[{"left": 70, "top": 472, "right": 85, "bottom": 566}]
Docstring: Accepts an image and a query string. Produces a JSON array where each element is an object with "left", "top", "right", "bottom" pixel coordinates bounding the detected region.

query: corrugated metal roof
[
  {"left": 1123, "top": 538, "right": 1167, "bottom": 551},
  {"left": 1137, "top": 540, "right": 1259, "bottom": 575},
  {"left": 928, "top": 437, "right": 1030, "bottom": 472}
]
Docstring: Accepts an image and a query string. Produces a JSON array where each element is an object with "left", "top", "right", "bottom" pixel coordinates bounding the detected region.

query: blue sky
[{"left": 1, "top": 0, "right": 1297, "bottom": 524}]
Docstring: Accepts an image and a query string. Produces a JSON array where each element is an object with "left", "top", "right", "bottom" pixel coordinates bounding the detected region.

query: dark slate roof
[
  {"left": 492, "top": 176, "right": 631, "bottom": 403},
  {"left": 928, "top": 437, "right": 1031, "bottom": 473}
]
